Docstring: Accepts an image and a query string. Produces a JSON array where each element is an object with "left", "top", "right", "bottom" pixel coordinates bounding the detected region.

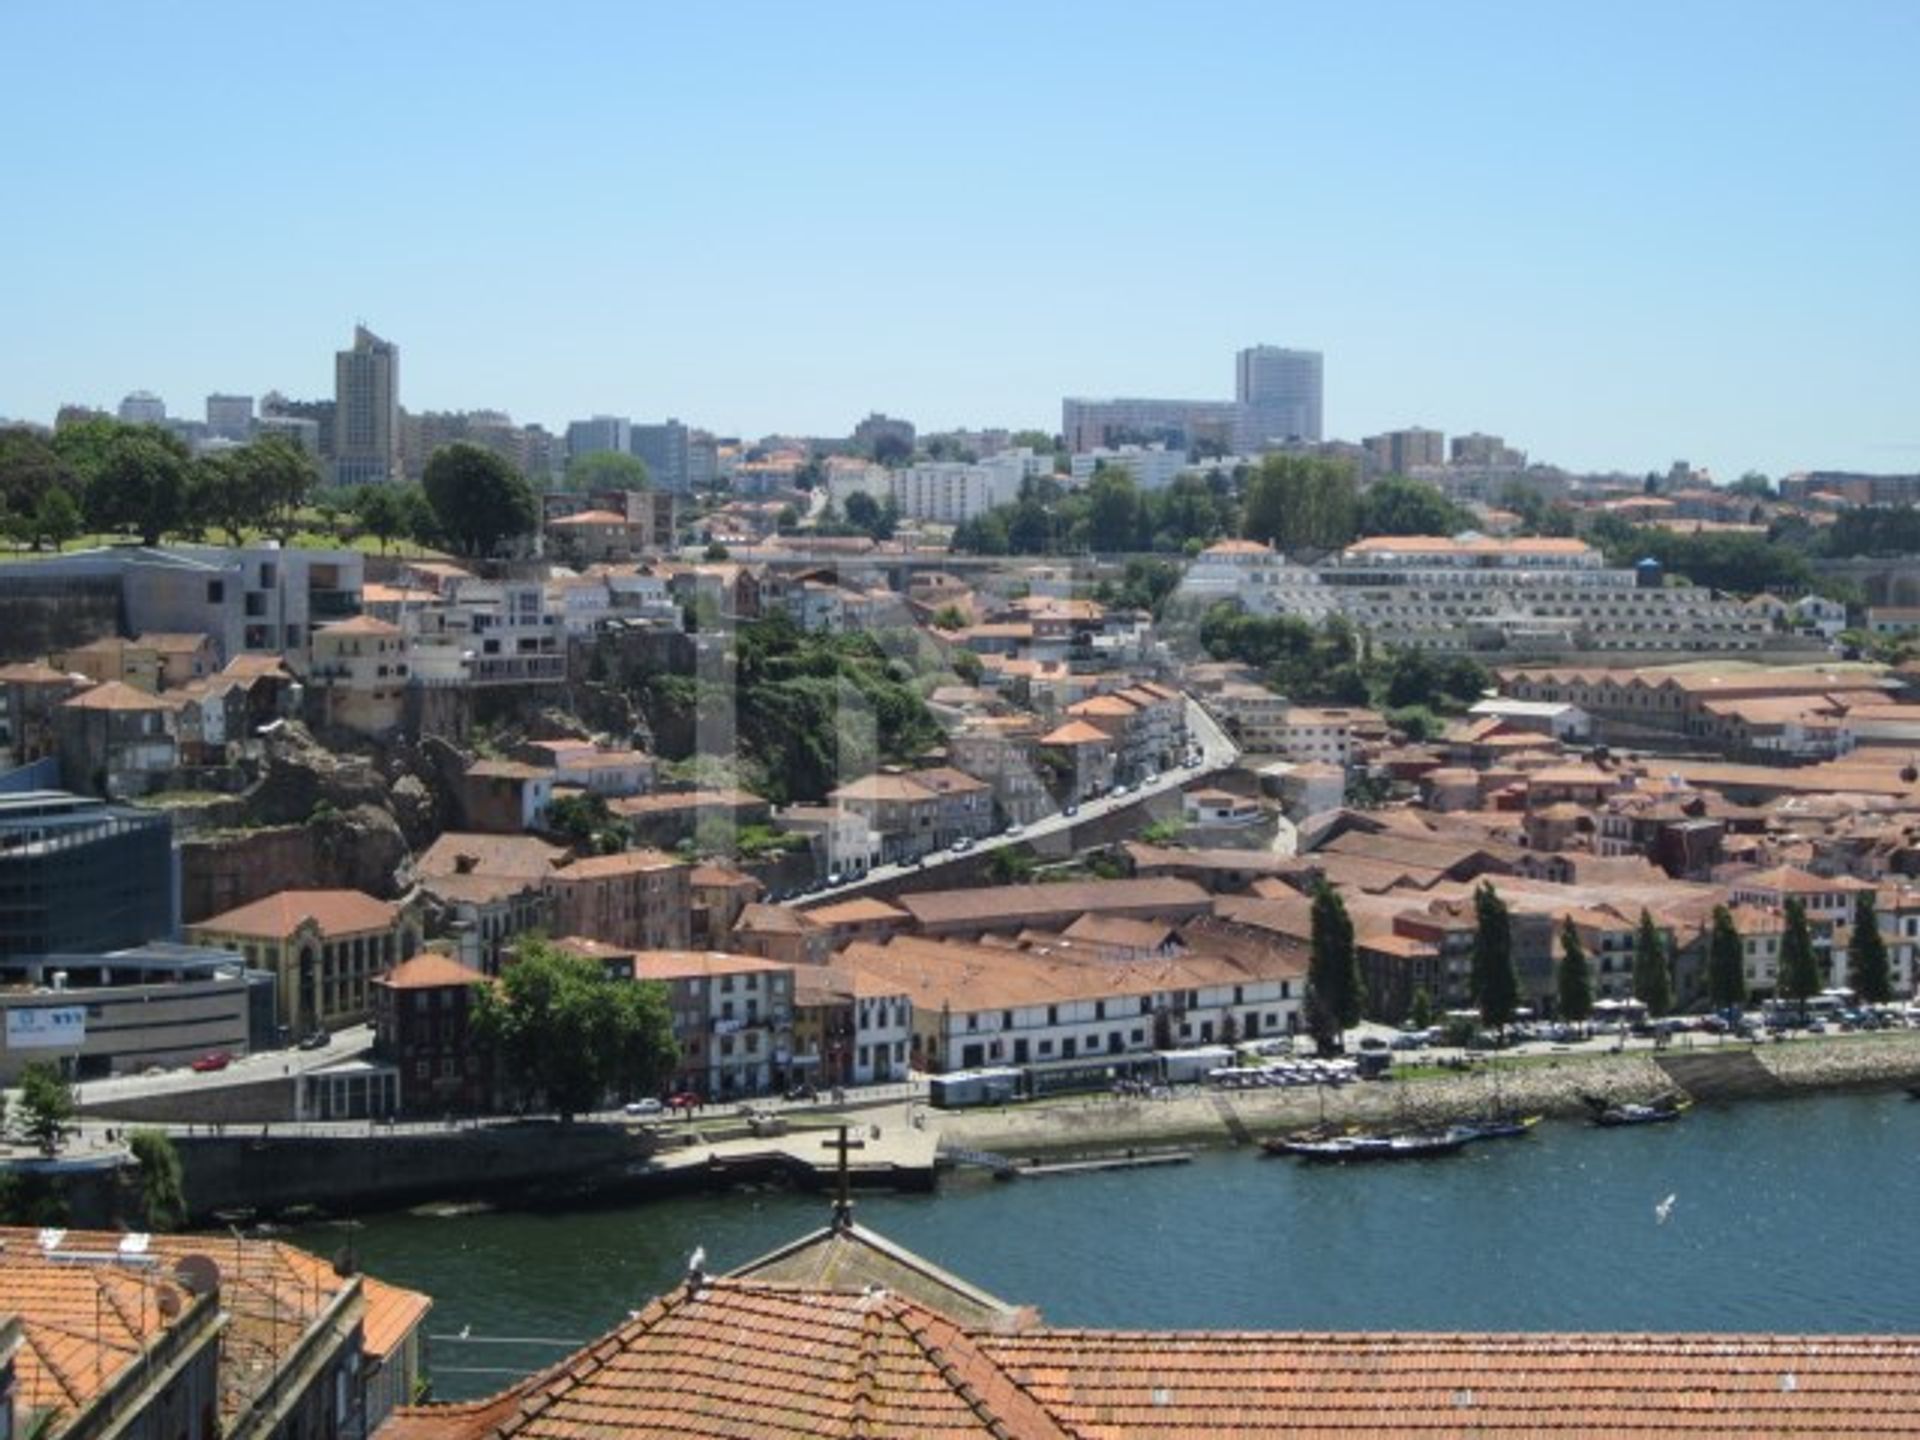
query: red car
[
  {"left": 190, "top": 1051, "right": 232, "bottom": 1073},
  {"left": 665, "top": 1092, "right": 701, "bottom": 1111}
]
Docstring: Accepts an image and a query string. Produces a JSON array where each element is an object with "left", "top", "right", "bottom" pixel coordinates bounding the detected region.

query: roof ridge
[
  {"left": 892, "top": 1303, "right": 1079, "bottom": 1440},
  {"left": 846, "top": 1293, "right": 886, "bottom": 1440}
]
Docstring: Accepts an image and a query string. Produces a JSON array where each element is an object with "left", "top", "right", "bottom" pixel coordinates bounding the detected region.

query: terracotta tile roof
[
  {"left": 60, "top": 679, "right": 173, "bottom": 712},
  {"left": 803, "top": 897, "right": 909, "bottom": 926},
  {"left": 385, "top": 1278, "right": 1074, "bottom": 1440},
  {"left": 318, "top": 614, "right": 403, "bottom": 637},
  {"left": 465, "top": 759, "right": 552, "bottom": 781},
  {"left": 417, "top": 832, "right": 569, "bottom": 882},
  {"left": 608, "top": 788, "right": 766, "bottom": 818},
  {"left": 689, "top": 863, "right": 760, "bottom": 890},
  {"left": 733, "top": 902, "right": 820, "bottom": 935},
  {"left": 980, "top": 1328, "right": 1920, "bottom": 1437},
  {"left": 0, "top": 660, "right": 77, "bottom": 684},
  {"left": 190, "top": 888, "right": 400, "bottom": 939},
  {"left": 898, "top": 878, "right": 1209, "bottom": 933},
  {"left": 1732, "top": 864, "right": 1872, "bottom": 895},
  {"left": 1039, "top": 719, "right": 1112, "bottom": 746},
  {"left": 546, "top": 509, "right": 632, "bottom": 525},
  {"left": 0, "top": 1250, "right": 196, "bottom": 1424},
  {"left": 378, "top": 953, "right": 487, "bottom": 990},
  {"left": 628, "top": 949, "right": 793, "bottom": 982},
  {"left": 830, "top": 773, "right": 937, "bottom": 803},
  {"left": 221, "top": 653, "right": 293, "bottom": 680},
  {"left": 1067, "top": 694, "right": 1138, "bottom": 718},
  {"left": 0, "top": 1227, "right": 430, "bottom": 1426},
  {"left": 551, "top": 848, "right": 686, "bottom": 881}
]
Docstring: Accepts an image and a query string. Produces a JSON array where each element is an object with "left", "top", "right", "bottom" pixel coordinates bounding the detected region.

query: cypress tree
[
  {"left": 1707, "top": 904, "right": 1747, "bottom": 1011},
  {"left": 1848, "top": 891, "right": 1893, "bottom": 1005},
  {"left": 1778, "top": 896, "right": 1822, "bottom": 1019},
  {"left": 1307, "top": 881, "right": 1364, "bottom": 1054},
  {"left": 1631, "top": 908, "right": 1674, "bottom": 1018},
  {"left": 1556, "top": 915, "right": 1594, "bottom": 1025},
  {"left": 1470, "top": 882, "right": 1519, "bottom": 1033}
]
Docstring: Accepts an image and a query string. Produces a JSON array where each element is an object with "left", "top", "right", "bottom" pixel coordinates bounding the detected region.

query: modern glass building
[{"left": 0, "top": 791, "right": 175, "bottom": 957}]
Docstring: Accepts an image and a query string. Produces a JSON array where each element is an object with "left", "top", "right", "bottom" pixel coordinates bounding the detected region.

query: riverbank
[{"left": 933, "top": 1031, "right": 1920, "bottom": 1159}]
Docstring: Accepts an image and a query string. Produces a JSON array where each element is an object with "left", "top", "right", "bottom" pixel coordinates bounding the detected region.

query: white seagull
[
  {"left": 1654, "top": 1193, "right": 1677, "bottom": 1225},
  {"left": 687, "top": 1245, "right": 707, "bottom": 1275},
  {"left": 458, "top": 1324, "right": 471, "bottom": 1340}
]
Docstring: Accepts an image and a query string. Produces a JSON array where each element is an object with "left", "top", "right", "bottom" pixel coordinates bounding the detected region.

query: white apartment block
[
  {"left": 1068, "top": 446, "right": 1192, "bottom": 490},
  {"left": 1177, "top": 537, "right": 1771, "bottom": 655}
]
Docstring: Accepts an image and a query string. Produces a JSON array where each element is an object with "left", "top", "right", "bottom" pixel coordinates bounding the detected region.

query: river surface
[{"left": 291, "top": 1091, "right": 1920, "bottom": 1400}]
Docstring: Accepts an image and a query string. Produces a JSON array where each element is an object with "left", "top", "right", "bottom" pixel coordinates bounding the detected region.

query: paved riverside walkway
[{"left": 636, "top": 1104, "right": 939, "bottom": 1185}]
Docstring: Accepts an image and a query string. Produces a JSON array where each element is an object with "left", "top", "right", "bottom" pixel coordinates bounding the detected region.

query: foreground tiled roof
[{"left": 377, "top": 1274, "right": 1920, "bottom": 1439}]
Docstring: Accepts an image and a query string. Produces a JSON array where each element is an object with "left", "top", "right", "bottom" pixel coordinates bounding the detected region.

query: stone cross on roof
[{"left": 822, "top": 1123, "right": 866, "bottom": 1230}]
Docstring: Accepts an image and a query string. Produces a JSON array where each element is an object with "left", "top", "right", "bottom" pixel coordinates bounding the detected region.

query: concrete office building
[
  {"left": 0, "top": 943, "right": 274, "bottom": 1081},
  {"left": 1235, "top": 345, "right": 1323, "bottom": 448},
  {"left": 205, "top": 393, "right": 255, "bottom": 442},
  {"left": 1061, "top": 397, "right": 1239, "bottom": 454},
  {"left": 1365, "top": 427, "right": 1446, "bottom": 475},
  {"left": 631, "top": 419, "right": 690, "bottom": 491},
  {"left": 116, "top": 390, "right": 167, "bottom": 426},
  {"left": 333, "top": 324, "right": 401, "bottom": 485},
  {"left": 0, "top": 791, "right": 177, "bottom": 958},
  {"left": 566, "top": 415, "right": 630, "bottom": 464}
]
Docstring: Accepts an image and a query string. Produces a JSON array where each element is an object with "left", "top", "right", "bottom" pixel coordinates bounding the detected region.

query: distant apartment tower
[
  {"left": 332, "top": 325, "right": 401, "bottom": 485},
  {"left": 261, "top": 392, "right": 336, "bottom": 458},
  {"left": 853, "top": 412, "right": 916, "bottom": 460},
  {"left": 117, "top": 391, "right": 166, "bottom": 426},
  {"left": 566, "top": 415, "right": 631, "bottom": 467},
  {"left": 1061, "top": 397, "right": 1239, "bottom": 454},
  {"left": 631, "top": 420, "right": 691, "bottom": 492},
  {"left": 1450, "top": 432, "right": 1525, "bottom": 467},
  {"left": 1234, "top": 346, "right": 1323, "bottom": 449},
  {"left": 205, "top": 393, "right": 255, "bottom": 443},
  {"left": 1364, "top": 427, "right": 1446, "bottom": 475}
]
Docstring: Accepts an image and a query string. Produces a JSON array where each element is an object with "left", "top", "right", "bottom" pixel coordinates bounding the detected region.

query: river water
[{"left": 292, "top": 1091, "right": 1920, "bottom": 1400}]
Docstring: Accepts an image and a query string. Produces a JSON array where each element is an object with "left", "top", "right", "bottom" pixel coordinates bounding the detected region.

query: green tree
[
  {"left": 1086, "top": 469, "right": 1143, "bottom": 552},
  {"left": 234, "top": 436, "right": 319, "bottom": 541},
  {"left": 128, "top": 1128, "right": 187, "bottom": 1230},
  {"left": 566, "top": 450, "right": 650, "bottom": 492},
  {"left": 1707, "top": 904, "right": 1747, "bottom": 1010},
  {"left": 1556, "top": 916, "right": 1594, "bottom": 1024},
  {"left": 472, "top": 940, "right": 678, "bottom": 1119},
  {"left": 1631, "top": 909, "right": 1674, "bottom": 1017},
  {"left": 1847, "top": 891, "right": 1893, "bottom": 1005},
  {"left": 423, "top": 443, "right": 537, "bottom": 556},
  {"left": 931, "top": 604, "right": 969, "bottom": 630},
  {"left": 1354, "top": 475, "right": 1473, "bottom": 538},
  {"left": 17, "top": 1062, "right": 74, "bottom": 1157},
  {"left": 1408, "top": 986, "right": 1433, "bottom": 1030},
  {"left": 1305, "top": 881, "right": 1363, "bottom": 1053},
  {"left": 80, "top": 426, "right": 190, "bottom": 545},
  {"left": 0, "top": 427, "right": 80, "bottom": 547},
  {"left": 1469, "top": 882, "right": 1519, "bottom": 1033},
  {"left": 352, "top": 484, "right": 406, "bottom": 552},
  {"left": 1778, "top": 897, "right": 1822, "bottom": 1018},
  {"left": 30, "top": 486, "right": 82, "bottom": 552},
  {"left": 1240, "top": 454, "right": 1358, "bottom": 552}
]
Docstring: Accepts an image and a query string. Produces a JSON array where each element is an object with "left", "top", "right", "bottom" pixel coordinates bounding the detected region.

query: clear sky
[{"left": 2, "top": 1, "right": 1915, "bottom": 478}]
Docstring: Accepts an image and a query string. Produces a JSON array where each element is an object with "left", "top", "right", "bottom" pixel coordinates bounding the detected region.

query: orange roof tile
[
  {"left": 190, "top": 888, "right": 400, "bottom": 939},
  {"left": 378, "top": 953, "right": 487, "bottom": 990},
  {"left": 60, "top": 679, "right": 172, "bottom": 712}
]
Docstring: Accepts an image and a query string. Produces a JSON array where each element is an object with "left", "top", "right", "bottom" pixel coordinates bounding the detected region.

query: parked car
[
  {"left": 191, "top": 1051, "right": 232, "bottom": 1073},
  {"left": 624, "top": 1098, "right": 664, "bottom": 1117},
  {"left": 1063, "top": 803, "right": 1079, "bottom": 818},
  {"left": 298, "top": 1030, "right": 331, "bottom": 1050},
  {"left": 666, "top": 1092, "right": 701, "bottom": 1111},
  {"left": 951, "top": 836, "right": 974, "bottom": 853}
]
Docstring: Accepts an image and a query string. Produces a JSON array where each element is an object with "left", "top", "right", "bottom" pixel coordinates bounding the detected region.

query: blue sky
[{"left": 2, "top": 0, "right": 1915, "bottom": 478}]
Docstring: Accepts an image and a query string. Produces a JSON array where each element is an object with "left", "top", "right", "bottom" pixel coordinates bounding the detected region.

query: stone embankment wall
[
  {"left": 937, "top": 1033, "right": 1920, "bottom": 1159},
  {"left": 173, "top": 1123, "right": 647, "bottom": 1222}
]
